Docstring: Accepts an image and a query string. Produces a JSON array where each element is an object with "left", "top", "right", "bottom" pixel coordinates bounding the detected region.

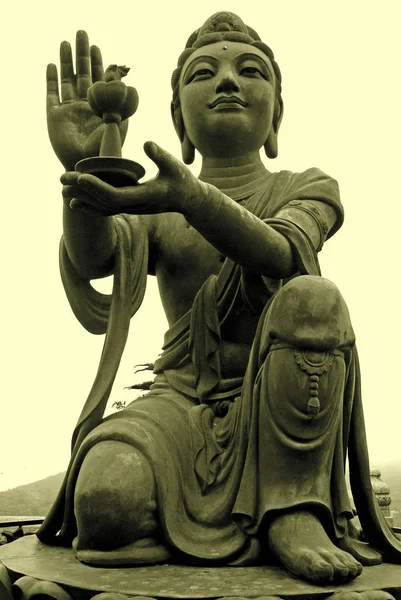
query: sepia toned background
[{"left": 1, "top": 0, "right": 400, "bottom": 493}]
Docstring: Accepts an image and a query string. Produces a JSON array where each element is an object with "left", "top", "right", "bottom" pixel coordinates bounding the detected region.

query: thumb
[{"left": 144, "top": 141, "right": 177, "bottom": 174}]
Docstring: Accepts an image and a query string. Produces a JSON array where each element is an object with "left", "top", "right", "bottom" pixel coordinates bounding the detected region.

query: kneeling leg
[{"left": 74, "top": 440, "right": 170, "bottom": 565}]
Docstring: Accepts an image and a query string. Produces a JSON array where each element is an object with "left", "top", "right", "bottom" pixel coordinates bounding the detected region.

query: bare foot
[{"left": 267, "top": 510, "right": 363, "bottom": 584}]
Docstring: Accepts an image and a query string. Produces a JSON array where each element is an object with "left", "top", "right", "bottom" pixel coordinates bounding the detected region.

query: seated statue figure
[{"left": 38, "top": 11, "right": 401, "bottom": 585}]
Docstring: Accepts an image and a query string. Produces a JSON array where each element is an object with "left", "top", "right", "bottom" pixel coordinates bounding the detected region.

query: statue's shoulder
[
  {"left": 262, "top": 167, "right": 343, "bottom": 237},
  {"left": 259, "top": 167, "right": 339, "bottom": 204},
  {"left": 272, "top": 167, "right": 339, "bottom": 190},
  {"left": 271, "top": 167, "right": 341, "bottom": 209}
]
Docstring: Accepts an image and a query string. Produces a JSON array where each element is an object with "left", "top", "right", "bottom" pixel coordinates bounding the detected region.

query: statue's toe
[{"left": 267, "top": 510, "right": 363, "bottom": 584}]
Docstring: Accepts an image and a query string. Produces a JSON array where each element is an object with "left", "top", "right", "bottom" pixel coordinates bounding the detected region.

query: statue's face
[{"left": 179, "top": 41, "right": 276, "bottom": 158}]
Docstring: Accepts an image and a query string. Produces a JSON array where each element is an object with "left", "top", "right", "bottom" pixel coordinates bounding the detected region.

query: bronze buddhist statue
[{"left": 39, "top": 11, "right": 401, "bottom": 585}]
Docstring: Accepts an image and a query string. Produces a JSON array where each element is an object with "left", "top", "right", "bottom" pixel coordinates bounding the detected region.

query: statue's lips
[{"left": 209, "top": 96, "right": 247, "bottom": 108}]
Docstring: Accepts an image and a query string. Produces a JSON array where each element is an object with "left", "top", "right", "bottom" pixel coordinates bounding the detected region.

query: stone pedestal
[{"left": 0, "top": 536, "right": 400, "bottom": 600}]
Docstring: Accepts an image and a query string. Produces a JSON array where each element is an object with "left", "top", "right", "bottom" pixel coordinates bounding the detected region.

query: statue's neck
[{"left": 198, "top": 154, "right": 270, "bottom": 201}]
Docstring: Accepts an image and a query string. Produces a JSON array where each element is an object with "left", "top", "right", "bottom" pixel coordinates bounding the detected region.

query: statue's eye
[
  {"left": 240, "top": 66, "right": 267, "bottom": 80},
  {"left": 189, "top": 68, "right": 214, "bottom": 82}
]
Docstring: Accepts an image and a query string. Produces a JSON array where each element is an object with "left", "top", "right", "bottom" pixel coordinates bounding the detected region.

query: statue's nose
[{"left": 215, "top": 68, "right": 240, "bottom": 94}]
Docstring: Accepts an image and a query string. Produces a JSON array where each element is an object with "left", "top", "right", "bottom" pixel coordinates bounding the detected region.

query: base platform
[{"left": 0, "top": 536, "right": 400, "bottom": 600}]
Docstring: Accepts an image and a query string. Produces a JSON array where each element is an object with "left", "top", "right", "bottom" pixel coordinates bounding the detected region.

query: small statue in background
[{"left": 39, "top": 12, "right": 401, "bottom": 584}]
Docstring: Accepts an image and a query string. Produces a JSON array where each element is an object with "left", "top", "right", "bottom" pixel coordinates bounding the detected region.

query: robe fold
[{"left": 37, "top": 168, "right": 401, "bottom": 565}]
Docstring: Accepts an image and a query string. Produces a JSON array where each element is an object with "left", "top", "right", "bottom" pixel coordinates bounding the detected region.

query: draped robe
[{"left": 37, "top": 168, "right": 401, "bottom": 565}]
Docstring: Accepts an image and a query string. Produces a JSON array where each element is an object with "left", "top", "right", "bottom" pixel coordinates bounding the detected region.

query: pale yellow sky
[{"left": 1, "top": 0, "right": 400, "bottom": 491}]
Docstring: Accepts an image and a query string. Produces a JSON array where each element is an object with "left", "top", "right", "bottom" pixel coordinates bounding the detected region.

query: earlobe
[
  {"left": 181, "top": 133, "right": 195, "bottom": 164},
  {"left": 264, "top": 97, "right": 283, "bottom": 159},
  {"left": 264, "top": 131, "right": 278, "bottom": 159},
  {"left": 171, "top": 101, "right": 195, "bottom": 164}
]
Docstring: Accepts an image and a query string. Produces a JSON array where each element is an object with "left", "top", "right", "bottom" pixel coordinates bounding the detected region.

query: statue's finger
[
  {"left": 46, "top": 64, "right": 60, "bottom": 111},
  {"left": 90, "top": 45, "right": 104, "bottom": 82},
  {"left": 62, "top": 184, "right": 78, "bottom": 199},
  {"left": 60, "top": 171, "right": 80, "bottom": 185},
  {"left": 76, "top": 30, "right": 91, "bottom": 99},
  {"left": 60, "top": 41, "right": 76, "bottom": 102},
  {"left": 78, "top": 172, "right": 168, "bottom": 215},
  {"left": 143, "top": 141, "right": 177, "bottom": 174},
  {"left": 78, "top": 175, "right": 157, "bottom": 213},
  {"left": 77, "top": 174, "right": 117, "bottom": 205},
  {"left": 70, "top": 198, "right": 112, "bottom": 217},
  {"left": 71, "top": 188, "right": 111, "bottom": 209},
  {"left": 118, "top": 183, "right": 153, "bottom": 204}
]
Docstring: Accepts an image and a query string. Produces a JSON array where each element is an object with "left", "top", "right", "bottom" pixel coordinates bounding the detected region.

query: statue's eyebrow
[{"left": 181, "top": 55, "right": 218, "bottom": 82}]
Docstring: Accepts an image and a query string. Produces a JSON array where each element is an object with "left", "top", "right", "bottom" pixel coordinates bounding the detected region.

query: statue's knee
[
  {"left": 267, "top": 276, "right": 355, "bottom": 350},
  {"left": 74, "top": 441, "right": 157, "bottom": 550}
]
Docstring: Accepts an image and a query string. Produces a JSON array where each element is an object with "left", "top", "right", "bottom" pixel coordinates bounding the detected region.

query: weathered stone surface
[
  {"left": 41, "top": 10, "right": 401, "bottom": 587},
  {"left": 1, "top": 537, "right": 401, "bottom": 599}
]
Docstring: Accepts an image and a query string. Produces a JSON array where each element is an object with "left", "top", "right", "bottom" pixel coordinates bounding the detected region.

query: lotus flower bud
[{"left": 87, "top": 64, "right": 139, "bottom": 122}]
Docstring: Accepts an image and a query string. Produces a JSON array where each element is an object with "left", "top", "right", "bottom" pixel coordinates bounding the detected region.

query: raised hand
[
  {"left": 62, "top": 142, "right": 206, "bottom": 217},
  {"left": 47, "top": 31, "right": 128, "bottom": 171}
]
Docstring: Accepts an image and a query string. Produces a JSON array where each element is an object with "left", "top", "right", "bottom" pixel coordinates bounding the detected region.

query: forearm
[
  {"left": 63, "top": 203, "right": 117, "bottom": 280},
  {"left": 184, "top": 183, "right": 296, "bottom": 279}
]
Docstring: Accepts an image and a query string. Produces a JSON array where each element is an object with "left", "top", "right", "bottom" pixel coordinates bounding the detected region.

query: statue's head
[{"left": 171, "top": 12, "right": 283, "bottom": 164}]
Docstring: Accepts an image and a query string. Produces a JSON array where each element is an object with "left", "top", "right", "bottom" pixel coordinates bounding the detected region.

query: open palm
[{"left": 47, "top": 31, "right": 128, "bottom": 171}]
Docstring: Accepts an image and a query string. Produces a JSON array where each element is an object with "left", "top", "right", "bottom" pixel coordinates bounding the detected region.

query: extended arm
[
  {"left": 184, "top": 182, "right": 294, "bottom": 278},
  {"left": 183, "top": 182, "right": 336, "bottom": 278},
  {"left": 71, "top": 143, "right": 337, "bottom": 279}
]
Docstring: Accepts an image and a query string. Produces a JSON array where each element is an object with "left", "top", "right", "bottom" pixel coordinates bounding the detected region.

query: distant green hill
[{"left": 0, "top": 472, "right": 65, "bottom": 518}]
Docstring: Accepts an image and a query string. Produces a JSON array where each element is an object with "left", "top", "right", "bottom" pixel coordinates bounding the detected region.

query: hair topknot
[{"left": 171, "top": 12, "right": 283, "bottom": 143}]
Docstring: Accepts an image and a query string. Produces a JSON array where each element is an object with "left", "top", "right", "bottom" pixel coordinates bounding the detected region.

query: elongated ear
[
  {"left": 181, "top": 133, "right": 195, "bottom": 164},
  {"left": 264, "top": 97, "right": 283, "bottom": 159},
  {"left": 171, "top": 101, "right": 195, "bottom": 164}
]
